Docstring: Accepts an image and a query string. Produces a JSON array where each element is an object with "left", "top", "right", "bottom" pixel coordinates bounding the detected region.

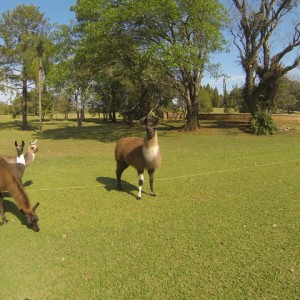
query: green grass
[{"left": 0, "top": 115, "right": 300, "bottom": 299}]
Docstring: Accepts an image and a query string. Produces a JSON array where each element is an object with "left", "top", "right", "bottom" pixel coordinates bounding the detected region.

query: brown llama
[
  {"left": 0, "top": 156, "right": 40, "bottom": 231},
  {"left": 115, "top": 117, "right": 161, "bottom": 199}
]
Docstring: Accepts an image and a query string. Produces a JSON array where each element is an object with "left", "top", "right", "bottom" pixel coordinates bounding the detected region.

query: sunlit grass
[{"left": 0, "top": 115, "right": 299, "bottom": 299}]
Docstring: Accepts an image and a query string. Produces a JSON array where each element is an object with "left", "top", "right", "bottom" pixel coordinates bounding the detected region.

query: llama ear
[
  {"left": 22, "top": 140, "right": 25, "bottom": 147},
  {"left": 15, "top": 141, "right": 18, "bottom": 147},
  {"left": 32, "top": 202, "right": 40, "bottom": 212}
]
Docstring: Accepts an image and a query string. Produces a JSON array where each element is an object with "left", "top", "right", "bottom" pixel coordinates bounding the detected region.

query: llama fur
[{"left": 115, "top": 117, "right": 161, "bottom": 199}]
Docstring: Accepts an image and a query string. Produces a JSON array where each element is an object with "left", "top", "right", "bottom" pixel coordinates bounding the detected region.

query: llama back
[
  {"left": 115, "top": 137, "right": 145, "bottom": 168},
  {"left": 0, "top": 157, "right": 31, "bottom": 212}
]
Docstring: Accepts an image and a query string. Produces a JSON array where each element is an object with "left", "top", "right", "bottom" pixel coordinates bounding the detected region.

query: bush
[{"left": 250, "top": 109, "right": 277, "bottom": 135}]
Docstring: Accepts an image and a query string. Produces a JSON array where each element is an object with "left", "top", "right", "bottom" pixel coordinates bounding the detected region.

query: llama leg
[
  {"left": 148, "top": 169, "right": 156, "bottom": 196},
  {"left": 0, "top": 193, "right": 8, "bottom": 224},
  {"left": 137, "top": 172, "right": 144, "bottom": 199},
  {"left": 116, "top": 161, "right": 128, "bottom": 190}
]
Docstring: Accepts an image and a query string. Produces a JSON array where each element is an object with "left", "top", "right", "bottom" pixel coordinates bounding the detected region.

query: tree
[
  {"left": 211, "top": 87, "right": 222, "bottom": 107},
  {"left": 48, "top": 23, "right": 94, "bottom": 127},
  {"left": 0, "top": 5, "right": 50, "bottom": 129},
  {"left": 274, "top": 76, "right": 300, "bottom": 113},
  {"left": 73, "top": 0, "right": 227, "bottom": 130},
  {"left": 198, "top": 88, "right": 213, "bottom": 113},
  {"left": 231, "top": 0, "right": 300, "bottom": 116},
  {"left": 227, "top": 85, "right": 245, "bottom": 112}
]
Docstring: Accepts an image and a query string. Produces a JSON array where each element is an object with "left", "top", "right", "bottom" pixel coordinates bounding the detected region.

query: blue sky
[
  {"left": 0, "top": 0, "right": 76, "bottom": 24},
  {"left": 0, "top": 0, "right": 255, "bottom": 101}
]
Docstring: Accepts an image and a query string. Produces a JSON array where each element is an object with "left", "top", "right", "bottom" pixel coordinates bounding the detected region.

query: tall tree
[
  {"left": 48, "top": 23, "right": 94, "bottom": 127},
  {"left": 73, "top": 0, "right": 227, "bottom": 130},
  {"left": 231, "top": 0, "right": 300, "bottom": 115},
  {"left": 0, "top": 5, "right": 50, "bottom": 130}
]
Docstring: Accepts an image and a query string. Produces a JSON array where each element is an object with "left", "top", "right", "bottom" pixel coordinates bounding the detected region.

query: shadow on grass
[
  {"left": 1, "top": 199, "right": 32, "bottom": 230},
  {"left": 96, "top": 176, "right": 139, "bottom": 199},
  {"left": 1, "top": 117, "right": 251, "bottom": 143},
  {"left": 23, "top": 180, "right": 33, "bottom": 188},
  {"left": 200, "top": 120, "right": 251, "bottom": 134},
  {"left": 0, "top": 119, "right": 40, "bottom": 132},
  {"left": 39, "top": 120, "right": 147, "bottom": 143},
  {"left": 37, "top": 118, "right": 186, "bottom": 143}
]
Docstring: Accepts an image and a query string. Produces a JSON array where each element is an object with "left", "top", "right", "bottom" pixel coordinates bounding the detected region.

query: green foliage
[
  {"left": 199, "top": 88, "right": 213, "bottom": 113},
  {"left": 0, "top": 4, "right": 51, "bottom": 129},
  {"left": 72, "top": 0, "right": 228, "bottom": 128},
  {"left": 250, "top": 109, "right": 277, "bottom": 135},
  {"left": 226, "top": 85, "right": 246, "bottom": 112},
  {"left": 0, "top": 5, "right": 50, "bottom": 80},
  {"left": 0, "top": 101, "right": 10, "bottom": 114},
  {"left": 274, "top": 77, "right": 300, "bottom": 113}
]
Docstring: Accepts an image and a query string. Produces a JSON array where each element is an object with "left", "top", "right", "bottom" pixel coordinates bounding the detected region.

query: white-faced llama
[
  {"left": 0, "top": 156, "right": 40, "bottom": 231},
  {"left": 115, "top": 117, "right": 161, "bottom": 199}
]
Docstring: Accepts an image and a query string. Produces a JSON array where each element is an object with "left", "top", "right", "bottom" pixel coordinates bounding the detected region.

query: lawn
[{"left": 0, "top": 115, "right": 299, "bottom": 299}]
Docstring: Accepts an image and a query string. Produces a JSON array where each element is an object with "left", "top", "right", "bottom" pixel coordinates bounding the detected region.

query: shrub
[{"left": 250, "top": 109, "right": 277, "bottom": 135}]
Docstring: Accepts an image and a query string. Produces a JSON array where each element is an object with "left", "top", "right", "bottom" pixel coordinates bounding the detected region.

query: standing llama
[
  {"left": 2, "top": 139, "right": 38, "bottom": 182},
  {"left": 115, "top": 117, "right": 161, "bottom": 199},
  {"left": 0, "top": 156, "right": 40, "bottom": 231}
]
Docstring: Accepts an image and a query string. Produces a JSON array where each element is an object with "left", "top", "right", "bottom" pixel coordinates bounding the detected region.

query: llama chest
[
  {"left": 17, "top": 154, "right": 25, "bottom": 165},
  {"left": 142, "top": 144, "right": 160, "bottom": 167}
]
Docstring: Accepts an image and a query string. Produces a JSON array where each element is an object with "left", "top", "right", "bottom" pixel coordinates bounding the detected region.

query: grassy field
[{"left": 0, "top": 115, "right": 299, "bottom": 300}]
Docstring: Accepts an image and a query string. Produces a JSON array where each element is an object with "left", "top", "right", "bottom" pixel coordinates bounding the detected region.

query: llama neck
[
  {"left": 17, "top": 154, "right": 25, "bottom": 165},
  {"left": 144, "top": 133, "right": 158, "bottom": 148},
  {"left": 24, "top": 151, "right": 35, "bottom": 166},
  {"left": 143, "top": 133, "right": 159, "bottom": 162}
]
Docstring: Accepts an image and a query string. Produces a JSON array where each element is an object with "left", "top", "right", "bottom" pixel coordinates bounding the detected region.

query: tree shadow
[
  {"left": 0, "top": 119, "right": 40, "bottom": 132},
  {"left": 23, "top": 180, "right": 33, "bottom": 188},
  {"left": 36, "top": 118, "right": 185, "bottom": 143},
  {"left": 96, "top": 176, "right": 138, "bottom": 199},
  {"left": 39, "top": 120, "right": 147, "bottom": 143},
  {"left": 200, "top": 120, "right": 251, "bottom": 134}
]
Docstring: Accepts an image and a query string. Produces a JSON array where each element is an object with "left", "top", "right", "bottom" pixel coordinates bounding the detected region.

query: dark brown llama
[
  {"left": 115, "top": 117, "right": 161, "bottom": 199},
  {"left": 0, "top": 156, "right": 40, "bottom": 231}
]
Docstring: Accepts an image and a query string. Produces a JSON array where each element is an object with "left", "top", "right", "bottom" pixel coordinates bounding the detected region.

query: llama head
[
  {"left": 29, "top": 139, "right": 39, "bottom": 154},
  {"left": 15, "top": 140, "right": 25, "bottom": 157},
  {"left": 20, "top": 202, "right": 40, "bottom": 232},
  {"left": 144, "top": 116, "right": 158, "bottom": 140}
]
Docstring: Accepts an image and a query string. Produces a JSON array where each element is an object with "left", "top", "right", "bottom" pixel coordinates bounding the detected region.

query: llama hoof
[
  {"left": 151, "top": 193, "right": 156, "bottom": 197},
  {"left": 117, "top": 185, "right": 123, "bottom": 191}
]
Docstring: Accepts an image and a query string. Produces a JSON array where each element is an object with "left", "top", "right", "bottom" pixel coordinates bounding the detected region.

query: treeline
[
  {"left": 2, "top": 77, "right": 300, "bottom": 117},
  {"left": 0, "top": 1, "right": 299, "bottom": 134}
]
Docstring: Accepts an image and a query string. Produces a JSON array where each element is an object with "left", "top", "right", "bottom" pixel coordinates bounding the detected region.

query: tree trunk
[
  {"left": 75, "top": 93, "right": 82, "bottom": 128},
  {"left": 112, "top": 111, "right": 117, "bottom": 122},
  {"left": 181, "top": 69, "right": 200, "bottom": 131},
  {"left": 244, "top": 68, "right": 257, "bottom": 116},
  {"left": 38, "top": 56, "right": 43, "bottom": 132},
  {"left": 185, "top": 98, "right": 199, "bottom": 131},
  {"left": 22, "top": 79, "right": 28, "bottom": 130}
]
